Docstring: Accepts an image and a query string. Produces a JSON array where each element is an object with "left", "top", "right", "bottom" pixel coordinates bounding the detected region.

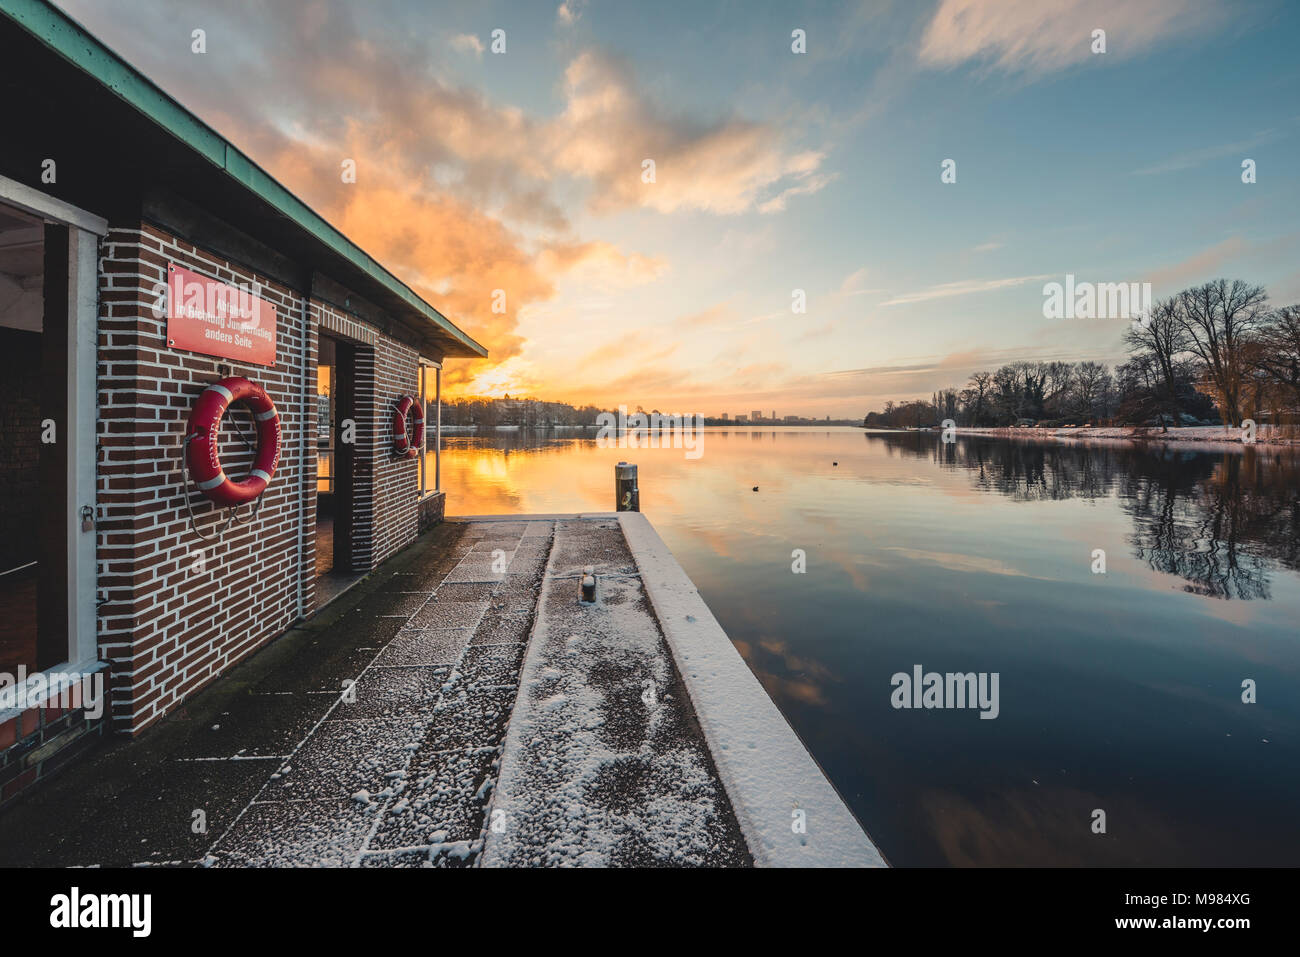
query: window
[{"left": 419, "top": 360, "right": 440, "bottom": 495}]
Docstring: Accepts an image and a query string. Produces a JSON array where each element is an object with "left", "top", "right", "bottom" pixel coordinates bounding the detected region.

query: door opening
[{"left": 314, "top": 333, "right": 359, "bottom": 606}]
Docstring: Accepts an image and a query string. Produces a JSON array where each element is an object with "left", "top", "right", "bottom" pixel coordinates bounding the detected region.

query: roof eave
[{"left": 0, "top": 0, "right": 487, "bottom": 360}]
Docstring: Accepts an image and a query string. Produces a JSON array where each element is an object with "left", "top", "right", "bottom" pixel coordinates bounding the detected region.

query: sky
[{"left": 56, "top": 0, "right": 1300, "bottom": 417}]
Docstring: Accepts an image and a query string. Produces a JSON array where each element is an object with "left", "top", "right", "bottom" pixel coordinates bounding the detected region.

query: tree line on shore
[
  {"left": 440, "top": 396, "right": 613, "bottom": 427},
  {"left": 441, "top": 398, "right": 860, "bottom": 428},
  {"left": 863, "top": 279, "right": 1300, "bottom": 431}
]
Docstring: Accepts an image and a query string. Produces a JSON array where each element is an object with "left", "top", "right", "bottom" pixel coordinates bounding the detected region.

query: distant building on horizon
[
  {"left": 751, "top": 410, "right": 762, "bottom": 421},
  {"left": 737, "top": 414, "right": 748, "bottom": 423}
]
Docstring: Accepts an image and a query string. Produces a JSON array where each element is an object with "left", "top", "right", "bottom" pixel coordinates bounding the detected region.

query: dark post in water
[{"left": 616, "top": 461, "right": 639, "bottom": 512}]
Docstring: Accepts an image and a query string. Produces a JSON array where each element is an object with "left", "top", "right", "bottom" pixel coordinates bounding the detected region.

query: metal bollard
[
  {"left": 615, "top": 461, "right": 639, "bottom": 512},
  {"left": 580, "top": 565, "right": 596, "bottom": 603}
]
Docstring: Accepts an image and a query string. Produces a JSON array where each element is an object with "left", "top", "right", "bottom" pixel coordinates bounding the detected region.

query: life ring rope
[{"left": 182, "top": 433, "right": 260, "bottom": 543}]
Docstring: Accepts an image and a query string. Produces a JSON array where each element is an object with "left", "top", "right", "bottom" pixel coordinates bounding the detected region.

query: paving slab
[
  {"left": 470, "top": 612, "right": 532, "bottom": 646},
  {"left": 418, "top": 686, "right": 518, "bottom": 753},
  {"left": 213, "top": 798, "right": 377, "bottom": 867},
  {"left": 332, "top": 666, "right": 449, "bottom": 720},
  {"left": 370, "top": 746, "right": 499, "bottom": 849},
  {"left": 460, "top": 643, "right": 527, "bottom": 687},
  {"left": 443, "top": 559, "right": 513, "bottom": 584},
  {"left": 373, "top": 629, "right": 470, "bottom": 667},
  {"left": 172, "top": 692, "right": 329, "bottom": 759},
  {"left": 407, "top": 598, "right": 490, "bottom": 629},
  {"left": 262, "top": 717, "right": 423, "bottom": 801},
  {"left": 435, "top": 582, "right": 495, "bottom": 602}
]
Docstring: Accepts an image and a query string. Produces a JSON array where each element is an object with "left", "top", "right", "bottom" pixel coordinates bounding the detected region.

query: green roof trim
[{"left": 1, "top": 0, "right": 487, "bottom": 358}]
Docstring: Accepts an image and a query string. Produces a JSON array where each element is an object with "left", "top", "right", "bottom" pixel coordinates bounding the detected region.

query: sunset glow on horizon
[{"left": 57, "top": 0, "right": 1300, "bottom": 417}]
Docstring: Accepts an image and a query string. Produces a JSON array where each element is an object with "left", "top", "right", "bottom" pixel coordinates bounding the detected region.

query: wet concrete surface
[{"left": 0, "top": 517, "right": 751, "bottom": 868}]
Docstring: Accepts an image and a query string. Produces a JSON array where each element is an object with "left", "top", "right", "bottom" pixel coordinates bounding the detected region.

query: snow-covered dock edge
[{"left": 618, "top": 512, "right": 887, "bottom": 867}]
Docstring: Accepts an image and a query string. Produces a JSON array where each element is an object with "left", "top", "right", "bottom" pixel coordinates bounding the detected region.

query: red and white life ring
[
  {"left": 185, "top": 377, "right": 281, "bottom": 507},
  {"left": 392, "top": 395, "right": 424, "bottom": 459}
]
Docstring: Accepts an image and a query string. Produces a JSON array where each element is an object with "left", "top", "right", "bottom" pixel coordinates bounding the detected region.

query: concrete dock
[{"left": 0, "top": 515, "right": 884, "bottom": 867}]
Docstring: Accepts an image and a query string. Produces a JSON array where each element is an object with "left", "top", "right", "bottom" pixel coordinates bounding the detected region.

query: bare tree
[
  {"left": 1123, "top": 295, "right": 1188, "bottom": 428},
  {"left": 1011, "top": 361, "right": 1047, "bottom": 420},
  {"left": 966, "top": 371, "right": 992, "bottom": 425},
  {"left": 1043, "top": 360, "right": 1074, "bottom": 414},
  {"left": 1116, "top": 354, "right": 1159, "bottom": 425},
  {"left": 1175, "top": 279, "right": 1269, "bottom": 425},
  {"left": 992, "top": 365, "right": 1019, "bottom": 422},
  {"left": 1071, "top": 361, "right": 1112, "bottom": 422},
  {"left": 935, "top": 388, "right": 960, "bottom": 422},
  {"left": 1252, "top": 304, "right": 1300, "bottom": 411}
]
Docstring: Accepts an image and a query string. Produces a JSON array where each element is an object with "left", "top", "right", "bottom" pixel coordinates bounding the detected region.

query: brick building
[{"left": 0, "top": 0, "right": 485, "bottom": 803}]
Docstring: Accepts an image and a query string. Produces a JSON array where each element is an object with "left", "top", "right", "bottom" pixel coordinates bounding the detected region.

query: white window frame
[
  {"left": 418, "top": 358, "right": 441, "bottom": 496},
  {"left": 0, "top": 174, "right": 106, "bottom": 683}
]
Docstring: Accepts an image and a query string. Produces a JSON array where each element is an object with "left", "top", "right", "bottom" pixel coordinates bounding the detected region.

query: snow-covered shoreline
[{"left": 953, "top": 425, "right": 1299, "bottom": 449}]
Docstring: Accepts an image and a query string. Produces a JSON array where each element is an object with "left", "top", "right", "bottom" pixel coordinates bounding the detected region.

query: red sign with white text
[{"left": 166, "top": 263, "right": 277, "bottom": 366}]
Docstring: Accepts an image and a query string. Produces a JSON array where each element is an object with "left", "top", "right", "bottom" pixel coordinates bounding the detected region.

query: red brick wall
[
  {"left": 96, "top": 224, "right": 430, "bottom": 733},
  {"left": 370, "top": 331, "right": 423, "bottom": 567},
  {"left": 96, "top": 225, "right": 309, "bottom": 733}
]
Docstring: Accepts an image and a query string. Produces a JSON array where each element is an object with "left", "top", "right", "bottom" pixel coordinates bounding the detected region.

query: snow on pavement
[
  {"left": 482, "top": 519, "right": 751, "bottom": 867},
  {"left": 206, "top": 520, "right": 547, "bottom": 868}
]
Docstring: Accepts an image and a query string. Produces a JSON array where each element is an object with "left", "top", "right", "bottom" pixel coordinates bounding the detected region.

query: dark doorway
[
  {"left": 314, "top": 333, "right": 359, "bottom": 606},
  {"left": 0, "top": 204, "right": 48, "bottom": 674}
]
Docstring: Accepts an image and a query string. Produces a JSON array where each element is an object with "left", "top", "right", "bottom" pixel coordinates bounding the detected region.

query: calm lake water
[{"left": 434, "top": 427, "right": 1300, "bottom": 866}]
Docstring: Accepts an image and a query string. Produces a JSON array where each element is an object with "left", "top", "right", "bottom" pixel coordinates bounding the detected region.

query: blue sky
[{"left": 58, "top": 0, "right": 1300, "bottom": 416}]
